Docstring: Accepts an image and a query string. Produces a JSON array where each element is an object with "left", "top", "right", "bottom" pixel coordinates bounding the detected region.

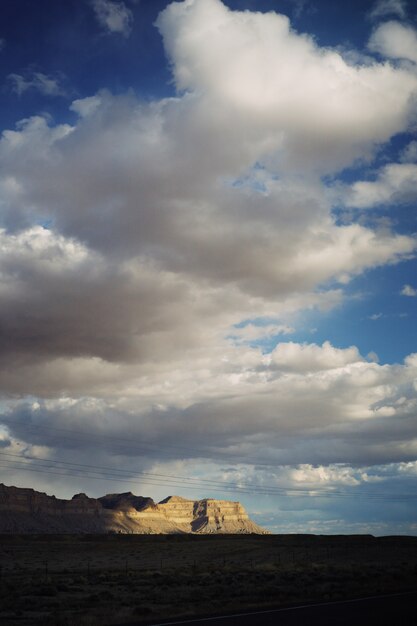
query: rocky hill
[{"left": 0, "top": 484, "right": 269, "bottom": 534}]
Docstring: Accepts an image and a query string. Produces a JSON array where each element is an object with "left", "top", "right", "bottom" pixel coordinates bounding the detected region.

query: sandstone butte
[{"left": 0, "top": 484, "right": 269, "bottom": 534}]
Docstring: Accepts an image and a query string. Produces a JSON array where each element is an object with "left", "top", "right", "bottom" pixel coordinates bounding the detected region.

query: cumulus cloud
[
  {"left": 157, "top": 0, "right": 417, "bottom": 172},
  {"left": 70, "top": 95, "right": 102, "bottom": 117},
  {"left": 0, "top": 225, "right": 347, "bottom": 378},
  {"left": 368, "top": 0, "right": 407, "bottom": 21},
  {"left": 287, "top": 464, "right": 368, "bottom": 487},
  {"left": 3, "top": 342, "right": 417, "bottom": 473},
  {"left": 230, "top": 323, "right": 294, "bottom": 345},
  {"left": 8, "top": 71, "right": 67, "bottom": 97},
  {"left": 344, "top": 163, "right": 417, "bottom": 208},
  {"left": 401, "top": 284, "right": 417, "bottom": 296},
  {"left": 92, "top": 0, "right": 133, "bottom": 37},
  {"left": 368, "top": 21, "right": 417, "bottom": 63},
  {"left": 1, "top": 98, "right": 413, "bottom": 296},
  {"left": 269, "top": 341, "right": 363, "bottom": 372},
  {"left": 1, "top": 0, "right": 417, "bottom": 506}
]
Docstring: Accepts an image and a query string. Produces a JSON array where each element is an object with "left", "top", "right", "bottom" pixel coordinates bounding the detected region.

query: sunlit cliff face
[{"left": 0, "top": 485, "right": 268, "bottom": 534}]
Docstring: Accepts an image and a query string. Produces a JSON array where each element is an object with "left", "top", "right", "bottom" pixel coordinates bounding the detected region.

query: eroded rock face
[
  {"left": 0, "top": 484, "right": 269, "bottom": 534},
  {"left": 98, "top": 492, "right": 155, "bottom": 512}
]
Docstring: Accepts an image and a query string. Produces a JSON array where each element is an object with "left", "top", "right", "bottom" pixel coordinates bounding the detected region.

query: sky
[{"left": 0, "top": 0, "right": 417, "bottom": 535}]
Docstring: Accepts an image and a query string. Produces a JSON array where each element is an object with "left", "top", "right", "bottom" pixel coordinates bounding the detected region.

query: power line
[
  {"left": 4, "top": 422, "right": 417, "bottom": 502},
  {"left": 0, "top": 455, "right": 265, "bottom": 495},
  {"left": 0, "top": 450, "right": 258, "bottom": 491},
  {"left": 1, "top": 452, "right": 416, "bottom": 502},
  {"left": 4, "top": 450, "right": 369, "bottom": 497},
  {"left": 10, "top": 422, "right": 416, "bottom": 485}
]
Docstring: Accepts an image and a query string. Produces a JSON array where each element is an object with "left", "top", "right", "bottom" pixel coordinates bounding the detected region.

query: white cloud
[
  {"left": 0, "top": 2, "right": 414, "bottom": 413},
  {"left": 0, "top": 114, "right": 72, "bottom": 160},
  {"left": 230, "top": 323, "right": 294, "bottom": 344},
  {"left": 401, "top": 284, "right": 417, "bottom": 296},
  {"left": 157, "top": 0, "right": 417, "bottom": 173},
  {"left": 0, "top": 0, "right": 417, "bottom": 506},
  {"left": 70, "top": 94, "right": 103, "bottom": 117},
  {"left": 269, "top": 340, "right": 363, "bottom": 372},
  {"left": 1, "top": 97, "right": 414, "bottom": 298},
  {"left": 92, "top": 0, "right": 133, "bottom": 37},
  {"left": 368, "top": 0, "right": 407, "bottom": 21},
  {"left": 3, "top": 341, "right": 417, "bottom": 471},
  {"left": 8, "top": 71, "right": 67, "bottom": 97},
  {"left": 368, "top": 21, "right": 417, "bottom": 63},
  {"left": 288, "top": 464, "right": 363, "bottom": 486},
  {"left": 344, "top": 163, "right": 417, "bottom": 208}
]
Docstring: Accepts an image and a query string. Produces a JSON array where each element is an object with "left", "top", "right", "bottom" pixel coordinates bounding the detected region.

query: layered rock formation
[{"left": 0, "top": 484, "right": 269, "bottom": 534}]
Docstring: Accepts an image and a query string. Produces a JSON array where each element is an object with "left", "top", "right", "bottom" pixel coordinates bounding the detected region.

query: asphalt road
[{"left": 148, "top": 591, "right": 417, "bottom": 626}]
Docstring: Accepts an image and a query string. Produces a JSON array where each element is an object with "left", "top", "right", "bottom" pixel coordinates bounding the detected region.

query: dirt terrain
[{"left": 1, "top": 534, "right": 416, "bottom": 625}]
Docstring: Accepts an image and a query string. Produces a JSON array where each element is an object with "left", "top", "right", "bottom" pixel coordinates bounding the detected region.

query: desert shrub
[
  {"left": 133, "top": 603, "right": 153, "bottom": 616},
  {"left": 34, "top": 584, "right": 58, "bottom": 597}
]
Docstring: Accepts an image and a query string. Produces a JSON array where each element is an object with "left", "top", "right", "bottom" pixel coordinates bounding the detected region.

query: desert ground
[{"left": 1, "top": 534, "right": 417, "bottom": 625}]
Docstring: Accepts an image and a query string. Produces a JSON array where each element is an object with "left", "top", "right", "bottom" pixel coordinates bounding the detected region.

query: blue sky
[{"left": 0, "top": 0, "right": 417, "bottom": 535}]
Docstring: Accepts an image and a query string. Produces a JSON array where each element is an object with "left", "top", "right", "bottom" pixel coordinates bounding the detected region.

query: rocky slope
[{"left": 0, "top": 484, "right": 269, "bottom": 534}]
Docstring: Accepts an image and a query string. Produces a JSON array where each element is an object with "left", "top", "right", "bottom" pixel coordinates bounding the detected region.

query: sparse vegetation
[{"left": 0, "top": 534, "right": 416, "bottom": 624}]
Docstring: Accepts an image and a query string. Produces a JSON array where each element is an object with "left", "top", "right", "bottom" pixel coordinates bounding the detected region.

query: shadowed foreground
[
  {"left": 146, "top": 592, "right": 417, "bottom": 626},
  {"left": 1, "top": 534, "right": 416, "bottom": 624}
]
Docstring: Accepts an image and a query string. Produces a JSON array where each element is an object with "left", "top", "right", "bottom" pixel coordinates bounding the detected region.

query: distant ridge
[{"left": 0, "top": 484, "right": 269, "bottom": 534}]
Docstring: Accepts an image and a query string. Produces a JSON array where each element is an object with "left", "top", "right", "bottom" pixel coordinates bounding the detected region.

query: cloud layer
[{"left": 0, "top": 0, "right": 417, "bottom": 527}]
